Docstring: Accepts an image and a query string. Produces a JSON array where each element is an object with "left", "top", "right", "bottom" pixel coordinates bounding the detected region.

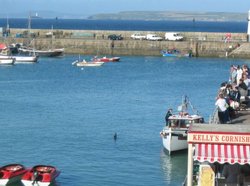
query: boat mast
[
  {"left": 178, "top": 95, "right": 199, "bottom": 115},
  {"left": 27, "top": 13, "right": 33, "bottom": 47},
  {"left": 178, "top": 95, "right": 188, "bottom": 112},
  {"left": 28, "top": 14, "right": 31, "bottom": 36},
  {"left": 6, "top": 16, "right": 9, "bottom": 31},
  {"left": 50, "top": 25, "right": 54, "bottom": 50}
]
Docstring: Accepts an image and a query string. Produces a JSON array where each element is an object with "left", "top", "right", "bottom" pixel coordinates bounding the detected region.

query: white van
[
  {"left": 146, "top": 34, "right": 163, "bottom": 41},
  {"left": 165, "top": 32, "right": 184, "bottom": 41},
  {"left": 131, "top": 33, "right": 146, "bottom": 40}
]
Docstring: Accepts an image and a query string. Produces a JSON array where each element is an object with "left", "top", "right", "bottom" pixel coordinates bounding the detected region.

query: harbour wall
[{"left": 1, "top": 28, "right": 249, "bottom": 58}]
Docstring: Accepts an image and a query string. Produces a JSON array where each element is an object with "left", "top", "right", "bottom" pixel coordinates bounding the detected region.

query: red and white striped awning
[{"left": 194, "top": 143, "right": 250, "bottom": 165}]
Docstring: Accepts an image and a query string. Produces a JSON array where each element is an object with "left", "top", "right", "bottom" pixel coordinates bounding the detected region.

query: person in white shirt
[
  {"left": 215, "top": 93, "right": 230, "bottom": 124},
  {"left": 236, "top": 65, "right": 243, "bottom": 85}
]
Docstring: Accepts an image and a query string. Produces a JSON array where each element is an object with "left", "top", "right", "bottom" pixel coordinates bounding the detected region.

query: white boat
[
  {"left": 14, "top": 55, "right": 38, "bottom": 63},
  {"left": 0, "top": 58, "right": 15, "bottom": 65},
  {"left": 0, "top": 55, "right": 38, "bottom": 63},
  {"left": 72, "top": 59, "right": 104, "bottom": 67},
  {"left": 160, "top": 96, "right": 204, "bottom": 155}
]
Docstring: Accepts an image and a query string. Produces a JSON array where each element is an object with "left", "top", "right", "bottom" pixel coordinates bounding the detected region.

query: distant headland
[{"left": 87, "top": 11, "right": 247, "bottom": 22}]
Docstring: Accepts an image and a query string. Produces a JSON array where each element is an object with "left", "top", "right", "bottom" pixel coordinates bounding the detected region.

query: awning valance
[{"left": 194, "top": 143, "right": 250, "bottom": 165}]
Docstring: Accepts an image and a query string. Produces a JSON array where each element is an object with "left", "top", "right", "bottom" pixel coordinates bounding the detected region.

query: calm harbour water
[
  {"left": 0, "top": 19, "right": 247, "bottom": 33},
  {"left": 0, "top": 55, "right": 249, "bottom": 186}
]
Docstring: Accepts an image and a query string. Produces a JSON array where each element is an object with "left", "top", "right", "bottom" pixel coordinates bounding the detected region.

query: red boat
[
  {"left": 0, "top": 164, "right": 27, "bottom": 185},
  {"left": 93, "top": 56, "right": 120, "bottom": 62},
  {"left": 21, "top": 165, "right": 60, "bottom": 186}
]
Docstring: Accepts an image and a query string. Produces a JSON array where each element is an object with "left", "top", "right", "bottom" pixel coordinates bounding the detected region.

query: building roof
[{"left": 189, "top": 123, "right": 250, "bottom": 134}]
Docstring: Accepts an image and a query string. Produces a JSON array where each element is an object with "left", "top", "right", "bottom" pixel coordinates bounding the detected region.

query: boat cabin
[{"left": 168, "top": 114, "right": 204, "bottom": 128}]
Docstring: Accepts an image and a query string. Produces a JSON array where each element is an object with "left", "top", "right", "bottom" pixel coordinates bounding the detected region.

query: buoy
[{"left": 113, "top": 133, "right": 117, "bottom": 140}]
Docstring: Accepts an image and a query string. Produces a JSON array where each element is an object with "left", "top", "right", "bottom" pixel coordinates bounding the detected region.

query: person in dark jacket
[{"left": 165, "top": 109, "right": 173, "bottom": 125}]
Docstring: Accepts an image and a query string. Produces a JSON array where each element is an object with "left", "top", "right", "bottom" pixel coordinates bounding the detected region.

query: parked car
[
  {"left": 165, "top": 32, "right": 184, "bottom": 41},
  {"left": 146, "top": 34, "right": 163, "bottom": 41},
  {"left": 131, "top": 33, "right": 146, "bottom": 40},
  {"left": 108, "top": 34, "right": 123, "bottom": 40}
]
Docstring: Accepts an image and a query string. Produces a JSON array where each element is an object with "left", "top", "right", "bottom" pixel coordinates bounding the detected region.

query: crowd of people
[{"left": 215, "top": 64, "right": 250, "bottom": 124}]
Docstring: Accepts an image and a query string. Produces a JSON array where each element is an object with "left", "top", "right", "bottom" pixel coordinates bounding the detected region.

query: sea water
[
  {"left": 0, "top": 55, "right": 249, "bottom": 186},
  {"left": 0, "top": 19, "right": 247, "bottom": 33}
]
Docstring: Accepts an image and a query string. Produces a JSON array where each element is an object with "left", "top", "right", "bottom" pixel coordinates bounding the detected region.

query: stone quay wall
[{"left": 1, "top": 28, "right": 249, "bottom": 58}]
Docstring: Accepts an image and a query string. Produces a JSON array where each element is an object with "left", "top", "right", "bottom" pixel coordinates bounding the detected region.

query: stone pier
[{"left": 1, "top": 28, "right": 249, "bottom": 58}]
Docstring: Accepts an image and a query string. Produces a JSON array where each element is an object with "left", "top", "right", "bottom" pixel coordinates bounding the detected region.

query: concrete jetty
[{"left": 1, "top": 28, "right": 250, "bottom": 58}]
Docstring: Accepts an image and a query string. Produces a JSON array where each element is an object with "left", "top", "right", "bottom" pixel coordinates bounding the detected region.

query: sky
[{"left": 1, "top": 0, "right": 250, "bottom": 18}]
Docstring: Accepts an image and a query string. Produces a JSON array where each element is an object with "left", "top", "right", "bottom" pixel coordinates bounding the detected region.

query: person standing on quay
[{"left": 215, "top": 93, "right": 230, "bottom": 124}]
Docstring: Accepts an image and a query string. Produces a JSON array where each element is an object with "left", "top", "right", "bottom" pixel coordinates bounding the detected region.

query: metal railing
[{"left": 209, "top": 107, "right": 220, "bottom": 124}]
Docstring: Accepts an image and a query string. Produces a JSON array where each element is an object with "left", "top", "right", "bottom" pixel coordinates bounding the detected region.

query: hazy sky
[{"left": 1, "top": 0, "right": 250, "bottom": 17}]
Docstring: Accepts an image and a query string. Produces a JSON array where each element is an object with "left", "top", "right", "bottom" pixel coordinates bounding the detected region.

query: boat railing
[{"left": 209, "top": 106, "right": 219, "bottom": 124}]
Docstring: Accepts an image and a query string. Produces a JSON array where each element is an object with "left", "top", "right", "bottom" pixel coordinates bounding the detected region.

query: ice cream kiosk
[{"left": 186, "top": 124, "right": 250, "bottom": 186}]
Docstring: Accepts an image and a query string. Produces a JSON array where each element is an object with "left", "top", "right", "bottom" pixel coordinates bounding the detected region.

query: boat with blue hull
[{"left": 161, "top": 49, "right": 192, "bottom": 57}]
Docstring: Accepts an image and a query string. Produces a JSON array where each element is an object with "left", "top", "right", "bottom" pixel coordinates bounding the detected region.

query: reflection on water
[
  {"left": 160, "top": 148, "right": 188, "bottom": 185},
  {"left": 160, "top": 149, "right": 172, "bottom": 184}
]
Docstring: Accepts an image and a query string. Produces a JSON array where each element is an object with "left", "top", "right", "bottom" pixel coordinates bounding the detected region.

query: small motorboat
[
  {"left": 93, "top": 56, "right": 120, "bottom": 62},
  {"left": 161, "top": 49, "right": 192, "bottom": 57},
  {"left": 21, "top": 165, "right": 60, "bottom": 186},
  {"left": 0, "top": 164, "right": 27, "bottom": 185},
  {"left": 72, "top": 59, "right": 104, "bottom": 67}
]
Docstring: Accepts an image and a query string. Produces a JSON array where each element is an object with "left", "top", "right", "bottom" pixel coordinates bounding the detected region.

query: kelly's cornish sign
[{"left": 188, "top": 133, "right": 250, "bottom": 145}]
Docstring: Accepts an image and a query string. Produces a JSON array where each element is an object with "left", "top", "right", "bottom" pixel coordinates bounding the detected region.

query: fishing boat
[
  {"left": 21, "top": 165, "right": 60, "bottom": 186},
  {"left": 18, "top": 47, "right": 64, "bottom": 57},
  {"left": 0, "top": 164, "right": 27, "bottom": 185},
  {"left": 92, "top": 56, "right": 120, "bottom": 62},
  {"left": 18, "top": 16, "right": 64, "bottom": 58},
  {"left": 160, "top": 96, "right": 204, "bottom": 155}
]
